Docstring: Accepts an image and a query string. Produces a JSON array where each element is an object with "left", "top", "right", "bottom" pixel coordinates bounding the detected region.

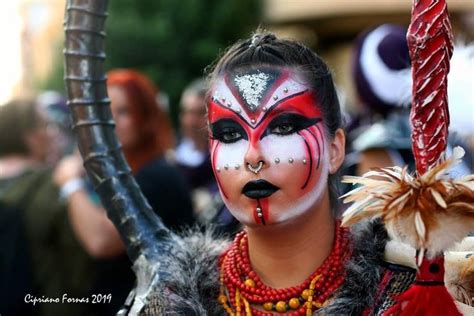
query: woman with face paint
[
  {"left": 206, "top": 36, "right": 351, "bottom": 312},
  {"left": 129, "top": 32, "right": 430, "bottom": 316}
]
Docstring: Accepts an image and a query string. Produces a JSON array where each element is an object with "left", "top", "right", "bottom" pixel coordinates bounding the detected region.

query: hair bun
[{"left": 249, "top": 32, "right": 277, "bottom": 48}]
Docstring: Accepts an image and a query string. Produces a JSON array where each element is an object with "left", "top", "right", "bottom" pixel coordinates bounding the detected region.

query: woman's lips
[{"left": 242, "top": 180, "right": 280, "bottom": 199}]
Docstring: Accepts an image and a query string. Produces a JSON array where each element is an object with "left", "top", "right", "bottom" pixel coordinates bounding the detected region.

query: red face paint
[{"left": 208, "top": 68, "right": 328, "bottom": 226}]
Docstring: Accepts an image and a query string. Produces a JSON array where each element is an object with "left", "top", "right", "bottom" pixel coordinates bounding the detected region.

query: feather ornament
[{"left": 342, "top": 147, "right": 474, "bottom": 257}]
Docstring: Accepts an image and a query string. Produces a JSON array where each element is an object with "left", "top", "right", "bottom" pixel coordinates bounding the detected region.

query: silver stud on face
[
  {"left": 236, "top": 108, "right": 241, "bottom": 113},
  {"left": 224, "top": 164, "right": 229, "bottom": 170},
  {"left": 235, "top": 164, "right": 240, "bottom": 170},
  {"left": 283, "top": 87, "right": 289, "bottom": 93},
  {"left": 275, "top": 158, "right": 280, "bottom": 164},
  {"left": 262, "top": 106, "right": 267, "bottom": 112},
  {"left": 303, "top": 159, "right": 307, "bottom": 165},
  {"left": 227, "top": 102, "right": 232, "bottom": 107},
  {"left": 216, "top": 167, "right": 221, "bottom": 173},
  {"left": 288, "top": 158, "right": 294, "bottom": 163},
  {"left": 222, "top": 97, "right": 226, "bottom": 103},
  {"left": 256, "top": 207, "right": 263, "bottom": 217},
  {"left": 273, "top": 95, "right": 278, "bottom": 101},
  {"left": 251, "top": 119, "right": 256, "bottom": 124}
]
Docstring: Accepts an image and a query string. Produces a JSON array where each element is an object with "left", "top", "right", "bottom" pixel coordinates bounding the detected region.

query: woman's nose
[{"left": 244, "top": 142, "right": 267, "bottom": 174}]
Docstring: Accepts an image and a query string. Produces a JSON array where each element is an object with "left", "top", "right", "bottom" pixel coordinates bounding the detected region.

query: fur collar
[
  {"left": 140, "top": 227, "right": 228, "bottom": 315},
  {"left": 320, "top": 219, "right": 388, "bottom": 315},
  {"left": 139, "top": 220, "right": 389, "bottom": 315}
]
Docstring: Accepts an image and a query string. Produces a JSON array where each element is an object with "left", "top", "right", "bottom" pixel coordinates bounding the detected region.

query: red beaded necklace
[{"left": 218, "top": 221, "right": 351, "bottom": 316}]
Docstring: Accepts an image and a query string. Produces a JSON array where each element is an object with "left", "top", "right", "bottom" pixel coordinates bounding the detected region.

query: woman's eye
[
  {"left": 265, "top": 114, "right": 322, "bottom": 138},
  {"left": 270, "top": 123, "right": 294, "bottom": 135},
  {"left": 221, "top": 129, "right": 243, "bottom": 143},
  {"left": 210, "top": 119, "right": 247, "bottom": 144}
]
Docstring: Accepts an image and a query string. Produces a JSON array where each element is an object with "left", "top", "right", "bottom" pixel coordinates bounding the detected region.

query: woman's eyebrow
[
  {"left": 268, "top": 114, "right": 322, "bottom": 126},
  {"left": 210, "top": 118, "right": 246, "bottom": 133},
  {"left": 210, "top": 118, "right": 239, "bottom": 129}
]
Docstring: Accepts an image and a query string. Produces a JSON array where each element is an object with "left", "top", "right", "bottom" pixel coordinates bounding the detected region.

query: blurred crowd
[{"left": 0, "top": 24, "right": 472, "bottom": 316}]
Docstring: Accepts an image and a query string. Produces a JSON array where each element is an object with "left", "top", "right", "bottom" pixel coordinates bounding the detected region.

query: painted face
[{"left": 208, "top": 68, "right": 329, "bottom": 226}]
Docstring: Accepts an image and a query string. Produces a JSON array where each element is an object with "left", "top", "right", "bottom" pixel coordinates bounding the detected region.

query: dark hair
[
  {"left": 0, "top": 99, "right": 40, "bottom": 156},
  {"left": 206, "top": 31, "right": 344, "bottom": 215},
  {"left": 181, "top": 78, "right": 208, "bottom": 101}
]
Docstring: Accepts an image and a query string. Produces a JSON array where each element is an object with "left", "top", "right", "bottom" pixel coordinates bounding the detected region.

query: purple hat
[{"left": 352, "top": 24, "right": 412, "bottom": 115}]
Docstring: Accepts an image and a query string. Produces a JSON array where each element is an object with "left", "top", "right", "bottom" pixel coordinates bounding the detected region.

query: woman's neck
[{"left": 245, "top": 191, "right": 335, "bottom": 288}]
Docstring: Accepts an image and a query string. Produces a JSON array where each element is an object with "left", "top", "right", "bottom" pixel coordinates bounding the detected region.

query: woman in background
[
  {"left": 54, "top": 69, "right": 195, "bottom": 314},
  {"left": 106, "top": 69, "right": 195, "bottom": 230}
]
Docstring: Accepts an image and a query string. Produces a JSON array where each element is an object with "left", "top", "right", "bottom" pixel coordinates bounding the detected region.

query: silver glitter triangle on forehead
[{"left": 233, "top": 71, "right": 271, "bottom": 112}]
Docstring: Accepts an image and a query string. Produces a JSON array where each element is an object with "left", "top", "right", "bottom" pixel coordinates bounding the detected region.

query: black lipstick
[{"left": 242, "top": 180, "right": 280, "bottom": 199}]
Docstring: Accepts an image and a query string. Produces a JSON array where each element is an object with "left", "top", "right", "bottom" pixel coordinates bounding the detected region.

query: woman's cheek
[
  {"left": 261, "top": 134, "right": 312, "bottom": 193},
  {"left": 260, "top": 134, "right": 307, "bottom": 166},
  {"left": 213, "top": 139, "right": 247, "bottom": 171},
  {"left": 260, "top": 132, "right": 327, "bottom": 223},
  {"left": 211, "top": 139, "right": 247, "bottom": 198}
]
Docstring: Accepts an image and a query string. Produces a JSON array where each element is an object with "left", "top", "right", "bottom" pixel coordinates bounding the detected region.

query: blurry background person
[
  {"left": 175, "top": 79, "right": 217, "bottom": 217},
  {"left": 0, "top": 98, "right": 54, "bottom": 174},
  {"left": 54, "top": 69, "right": 195, "bottom": 314},
  {"left": 0, "top": 98, "right": 51, "bottom": 316},
  {"left": 107, "top": 69, "right": 195, "bottom": 229},
  {"left": 344, "top": 24, "right": 414, "bottom": 179},
  {"left": 175, "top": 79, "right": 212, "bottom": 190},
  {"left": 175, "top": 79, "right": 240, "bottom": 234},
  {"left": 36, "top": 90, "right": 75, "bottom": 164},
  {"left": 0, "top": 98, "right": 97, "bottom": 316}
]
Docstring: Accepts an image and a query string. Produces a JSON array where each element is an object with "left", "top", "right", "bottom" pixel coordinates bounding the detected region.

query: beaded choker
[{"left": 218, "top": 221, "right": 351, "bottom": 315}]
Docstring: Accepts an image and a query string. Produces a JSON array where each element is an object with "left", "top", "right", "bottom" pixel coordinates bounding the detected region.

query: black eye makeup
[
  {"left": 210, "top": 119, "right": 248, "bottom": 144},
  {"left": 264, "top": 114, "right": 322, "bottom": 137}
]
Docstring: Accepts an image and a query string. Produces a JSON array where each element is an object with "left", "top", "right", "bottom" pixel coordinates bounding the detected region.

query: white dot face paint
[
  {"left": 208, "top": 68, "right": 328, "bottom": 227},
  {"left": 259, "top": 133, "right": 328, "bottom": 223}
]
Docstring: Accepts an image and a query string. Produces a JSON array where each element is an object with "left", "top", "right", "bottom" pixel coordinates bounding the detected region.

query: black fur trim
[
  {"left": 320, "top": 219, "right": 388, "bottom": 315},
  {"left": 140, "top": 220, "right": 389, "bottom": 315},
  {"left": 141, "top": 227, "right": 229, "bottom": 315}
]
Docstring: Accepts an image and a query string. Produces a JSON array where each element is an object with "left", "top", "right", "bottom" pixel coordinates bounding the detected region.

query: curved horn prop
[{"left": 63, "top": 0, "right": 170, "bottom": 265}]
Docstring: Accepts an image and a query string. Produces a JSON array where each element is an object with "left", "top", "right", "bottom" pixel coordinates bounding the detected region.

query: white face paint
[
  {"left": 260, "top": 134, "right": 329, "bottom": 222},
  {"left": 208, "top": 68, "right": 329, "bottom": 227},
  {"left": 214, "top": 140, "right": 247, "bottom": 172}
]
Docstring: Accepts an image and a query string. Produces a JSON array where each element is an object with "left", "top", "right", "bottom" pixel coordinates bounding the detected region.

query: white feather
[
  {"left": 380, "top": 167, "right": 403, "bottom": 181},
  {"left": 430, "top": 188, "right": 447, "bottom": 208},
  {"left": 415, "top": 211, "right": 426, "bottom": 244},
  {"left": 388, "top": 190, "right": 413, "bottom": 212},
  {"left": 342, "top": 195, "right": 376, "bottom": 225}
]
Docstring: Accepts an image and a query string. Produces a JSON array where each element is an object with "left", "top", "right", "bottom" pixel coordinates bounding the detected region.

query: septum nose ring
[{"left": 247, "top": 161, "right": 264, "bottom": 174}]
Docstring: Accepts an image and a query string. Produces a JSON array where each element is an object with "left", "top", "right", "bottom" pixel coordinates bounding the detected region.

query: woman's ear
[{"left": 328, "top": 128, "right": 345, "bottom": 174}]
